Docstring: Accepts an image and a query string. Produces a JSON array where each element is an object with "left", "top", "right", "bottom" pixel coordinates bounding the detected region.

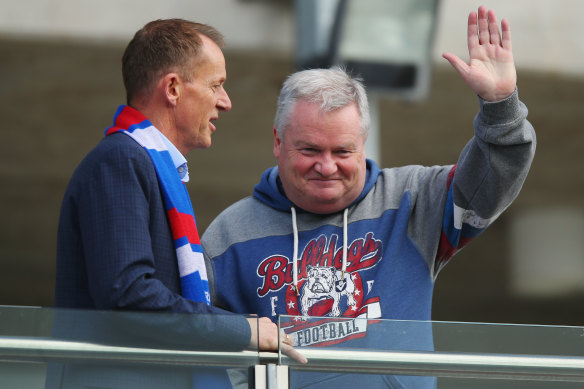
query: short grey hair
[{"left": 273, "top": 66, "right": 370, "bottom": 139}]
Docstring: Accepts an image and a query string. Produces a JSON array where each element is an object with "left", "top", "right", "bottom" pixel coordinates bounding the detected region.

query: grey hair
[{"left": 273, "top": 66, "right": 370, "bottom": 139}]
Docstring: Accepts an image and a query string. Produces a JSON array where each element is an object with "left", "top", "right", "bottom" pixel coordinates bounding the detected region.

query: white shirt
[{"left": 158, "top": 131, "right": 189, "bottom": 183}]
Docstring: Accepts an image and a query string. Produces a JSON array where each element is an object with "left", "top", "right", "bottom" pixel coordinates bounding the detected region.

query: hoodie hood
[{"left": 253, "top": 158, "right": 381, "bottom": 212}]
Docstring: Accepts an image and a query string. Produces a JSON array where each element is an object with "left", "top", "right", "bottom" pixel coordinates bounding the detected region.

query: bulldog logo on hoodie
[{"left": 257, "top": 232, "right": 383, "bottom": 322}]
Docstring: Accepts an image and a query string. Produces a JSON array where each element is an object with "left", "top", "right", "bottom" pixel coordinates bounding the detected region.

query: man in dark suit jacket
[{"left": 51, "top": 19, "right": 299, "bottom": 389}]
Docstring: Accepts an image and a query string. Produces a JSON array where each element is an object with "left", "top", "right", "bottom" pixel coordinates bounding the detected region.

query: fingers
[
  {"left": 248, "top": 317, "right": 307, "bottom": 364},
  {"left": 501, "top": 18, "right": 512, "bottom": 50},
  {"left": 280, "top": 332, "right": 307, "bottom": 364},
  {"left": 280, "top": 332, "right": 307, "bottom": 363},
  {"left": 468, "top": 6, "right": 509, "bottom": 49},
  {"left": 487, "top": 9, "right": 500, "bottom": 45},
  {"left": 281, "top": 332, "right": 294, "bottom": 346},
  {"left": 477, "top": 6, "right": 489, "bottom": 45},
  {"left": 281, "top": 342, "right": 308, "bottom": 364},
  {"left": 467, "top": 11, "right": 479, "bottom": 52},
  {"left": 445, "top": 6, "right": 516, "bottom": 100}
]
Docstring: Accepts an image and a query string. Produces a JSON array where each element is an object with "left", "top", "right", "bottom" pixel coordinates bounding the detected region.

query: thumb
[{"left": 442, "top": 52, "right": 470, "bottom": 78}]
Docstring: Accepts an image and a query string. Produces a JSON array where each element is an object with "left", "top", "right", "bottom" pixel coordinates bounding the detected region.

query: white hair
[{"left": 273, "top": 66, "right": 370, "bottom": 139}]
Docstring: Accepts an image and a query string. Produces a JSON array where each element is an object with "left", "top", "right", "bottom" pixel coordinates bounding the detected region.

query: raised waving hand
[{"left": 442, "top": 6, "right": 516, "bottom": 102}]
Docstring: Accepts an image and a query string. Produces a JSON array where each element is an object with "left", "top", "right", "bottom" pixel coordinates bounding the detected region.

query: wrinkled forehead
[{"left": 287, "top": 101, "right": 364, "bottom": 140}]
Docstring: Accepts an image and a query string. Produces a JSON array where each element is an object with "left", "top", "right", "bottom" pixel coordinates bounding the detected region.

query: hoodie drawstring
[
  {"left": 291, "top": 207, "right": 299, "bottom": 295},
  {"left": 342, "top": 207, "right": 348, "bottom": 280},
  {"left": 291, "top": 207, "right": 349, "bottom": 297}
]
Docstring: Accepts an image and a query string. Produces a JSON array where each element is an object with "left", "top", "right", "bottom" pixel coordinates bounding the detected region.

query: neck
[{"left": 131, "top": 101, "right": 184, "bottom": 155}]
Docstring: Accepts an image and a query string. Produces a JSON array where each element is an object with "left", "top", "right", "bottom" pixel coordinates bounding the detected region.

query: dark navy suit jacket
[{"left": 51, "top": 133, "right": 249, "bottom": 388}]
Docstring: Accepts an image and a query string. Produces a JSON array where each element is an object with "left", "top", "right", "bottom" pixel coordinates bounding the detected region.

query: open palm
[{"left": 443, "top": 6, "right": 516, "bottom": 102}]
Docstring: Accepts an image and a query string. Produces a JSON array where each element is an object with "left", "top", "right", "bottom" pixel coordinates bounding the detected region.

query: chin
[
  {"left": 195, "top": 137, "right": 213, "bottom": 150},
  {"left": 308, "top": 188, "right": 342, "bottom": 201}
]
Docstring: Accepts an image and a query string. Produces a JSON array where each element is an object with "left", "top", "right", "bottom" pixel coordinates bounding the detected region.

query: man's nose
[
  {"left": 217, "top": 87, "right": 232, "bottom": 112},
  {"left": 315, "top": 153, "right": 337, "bottom": 176}
]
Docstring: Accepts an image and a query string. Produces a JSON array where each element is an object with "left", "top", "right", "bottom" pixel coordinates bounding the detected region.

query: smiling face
[
  {"left": 173, "top": 35, "right": 231, "bottom": 153},
  {"left": 273, "top": 100, "right": 367, "bottom": 214}
]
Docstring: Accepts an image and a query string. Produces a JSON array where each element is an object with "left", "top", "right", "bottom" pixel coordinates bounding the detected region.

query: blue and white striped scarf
[{"left": 105, "top": 105, "right": 211, "bottom": 305}]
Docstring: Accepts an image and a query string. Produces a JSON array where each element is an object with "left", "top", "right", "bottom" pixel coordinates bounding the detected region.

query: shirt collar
[{"left": 158, "top": 131, "right": 189, "bottom": 182}]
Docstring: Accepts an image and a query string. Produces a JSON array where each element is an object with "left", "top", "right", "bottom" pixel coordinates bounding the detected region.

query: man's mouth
[{"left": 209, "top": 118, "right": 218, "bottom": 131}]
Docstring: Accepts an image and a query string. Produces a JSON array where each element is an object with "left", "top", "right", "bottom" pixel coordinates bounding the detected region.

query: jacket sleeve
[{"left": 434, "top": 89, "right": 536, "bottom": 276}]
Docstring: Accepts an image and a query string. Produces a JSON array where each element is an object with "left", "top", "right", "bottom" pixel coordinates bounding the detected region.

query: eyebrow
[{"left": 294, "top": 140, "right": 358, "bottom": 150}]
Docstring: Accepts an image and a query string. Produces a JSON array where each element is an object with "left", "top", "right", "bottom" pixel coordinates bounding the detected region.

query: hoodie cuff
[{"left": 476, "top": 88, "right": 522, "bottom": 126}]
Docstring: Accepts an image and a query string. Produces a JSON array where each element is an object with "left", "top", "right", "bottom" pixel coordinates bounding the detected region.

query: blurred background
[{"left": 1, "top": 0, "right": 583, "bottom": 326}]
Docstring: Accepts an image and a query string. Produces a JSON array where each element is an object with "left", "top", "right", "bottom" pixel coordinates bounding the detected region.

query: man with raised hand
[{"left": 203, "top": 6, "right": 535, "bottom": 388}]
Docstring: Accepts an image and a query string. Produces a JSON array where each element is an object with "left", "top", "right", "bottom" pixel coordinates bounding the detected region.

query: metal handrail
[
  {"left": 0, "top": 337, "right": 262, "bottom": 367},
  {"left": 283, "top": 348, "right": 584, "bottom": 382},
  {"left": 3, "top": 336, "right": 584, "bottom": 381}
]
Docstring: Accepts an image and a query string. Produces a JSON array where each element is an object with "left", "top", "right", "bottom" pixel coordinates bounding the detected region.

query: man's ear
[
  {"left": 162, "top": 73, "right": 181, "bottom": 106},
  {"left": 273, "top": 127, "right": 281, "bottom": 158}
]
